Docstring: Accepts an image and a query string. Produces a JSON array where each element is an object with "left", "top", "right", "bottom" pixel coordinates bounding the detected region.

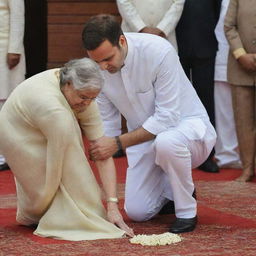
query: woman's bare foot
[{"left": 235, "top": 170, "right": 255, "bottom": 182}]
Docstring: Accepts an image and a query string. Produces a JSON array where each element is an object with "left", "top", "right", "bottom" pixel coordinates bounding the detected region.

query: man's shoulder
[
  {"left": 125, "top": 32, "right": 174, "bottom": 56},
  {"left": 125, "top": 32, "right": 170, "bottom": 44}
]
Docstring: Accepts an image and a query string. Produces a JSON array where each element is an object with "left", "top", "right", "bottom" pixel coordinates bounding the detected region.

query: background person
[
  {"left": 0, "top": 0, "right": 26, "bottom": 171},
  {"left": 176, "top": 0, "right": 221, "bottom": 173},
  {"left": 214, "top": 0, "right": 241, "bottom": 169},
  {"left": 116, "top": 0, "right": 185, "bottom": 50},
  {"left": 224, "top": 0, "right": 256, "bottom": 182},
  {"left": 0, "top": 57, "right": 133, "bottom": 240}
]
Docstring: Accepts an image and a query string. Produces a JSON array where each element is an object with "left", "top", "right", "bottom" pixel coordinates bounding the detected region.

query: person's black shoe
[
  {"left": 159, "top": 189, "right": 197, "bottom": 215},
  {"left": 198, "top": 159, "right": 219, "bottom": 173},
  {"left": 0, "top": 163, "right": 10, "bottom": 171},
  {"left": 113, "top": 149, "right": 126, "bottom": 158},
  {"left": 169, "top": 216, "right": 197, "bottom": 233},
  {"left": 159, "top": 200, "right": 175, "bottom": 215},
  {"left": 192, "top": 189, "right": 197, "bottom": 200}
]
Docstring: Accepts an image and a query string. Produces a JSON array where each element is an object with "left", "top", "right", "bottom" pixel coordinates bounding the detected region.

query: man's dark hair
[{"left": 82, "top": 14, "right": 124, "bottom": 50}]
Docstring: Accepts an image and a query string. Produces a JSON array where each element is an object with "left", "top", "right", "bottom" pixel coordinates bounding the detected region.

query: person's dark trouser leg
[
  {"left": 232, "top": 85, "right": 256, "bottom": 182},
  {"left": 180, "top": 57, "right": 218, "bottom": 173}
]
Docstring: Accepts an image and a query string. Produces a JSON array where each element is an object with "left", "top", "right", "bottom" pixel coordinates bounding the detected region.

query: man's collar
[{"left": 122, "top": 33, "right": 134, "bottom": 69}]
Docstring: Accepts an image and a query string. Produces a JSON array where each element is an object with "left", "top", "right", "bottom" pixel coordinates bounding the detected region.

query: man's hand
[
  {"left": 89, "top": 136, "right": 118, "bottom": 161},
  {"left": 238, "top": 54, "right": 256, "bottom": 72},
  {"left": 139, "top": 27, "right": 167, "bottom": 38},
  {"left": 107, "top": 203, "right": 134, "bottom": 237},
  {"left": 7, "top": 53, "right": 21, "bottom": 69}
]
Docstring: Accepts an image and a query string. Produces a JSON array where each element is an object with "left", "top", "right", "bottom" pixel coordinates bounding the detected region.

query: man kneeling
[{"left": 82, "top": 15, "right": 217, "bottom": 233}]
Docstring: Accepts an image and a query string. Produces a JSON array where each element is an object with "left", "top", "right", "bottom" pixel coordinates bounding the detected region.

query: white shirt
[
  {"left": 116, "top": 0, "right": 185, "bottom": 49},
  {"left": 214, "top": 0, "right": 230, "bottom": 82},
  {"left": 97, "top": 33, "right": 209, "bottom": 136}
]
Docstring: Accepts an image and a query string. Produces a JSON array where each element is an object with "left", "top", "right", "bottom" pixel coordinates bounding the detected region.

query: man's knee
[
  {"left": 155, "top": 133, "right": 189, "bottom": 158},
  {"left": 125, "top": 200, "right": 153, "bottom": 222}
]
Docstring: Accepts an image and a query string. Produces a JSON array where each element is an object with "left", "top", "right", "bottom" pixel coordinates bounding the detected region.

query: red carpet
[{"left": 1, "top": 157, "right": 256, "bottom": 256}]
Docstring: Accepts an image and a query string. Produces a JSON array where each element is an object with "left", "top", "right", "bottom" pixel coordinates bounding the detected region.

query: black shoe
[
  {"left": 198, "top": 159, "right": 219, "bottom": 173},
  {"left": 192, "top": 189, "right": 197, "bottom": 200},
  {"left": 169, "top": 216, "right": 197, "bottom": 233},
  {"left": 0, "top": 163, "right": 10, "bottom": 171},
  {"left": 113, "top": 149, "right": 126, "bottom": 158},
  {"left": 159, "top": 190, "right": 197, "bottom": 215},
  {"left": 159, "top": 200, "right": 175, "bottom": 215}
]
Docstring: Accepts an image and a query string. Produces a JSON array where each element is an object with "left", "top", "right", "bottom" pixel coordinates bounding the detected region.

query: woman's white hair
[{"left": 59, "top": 57, "right": 104, "bottom": 90}]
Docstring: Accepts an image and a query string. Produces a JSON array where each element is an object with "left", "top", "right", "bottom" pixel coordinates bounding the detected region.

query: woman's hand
[{"left": 107, "top": 203, "right": 134, "bottom": 237}]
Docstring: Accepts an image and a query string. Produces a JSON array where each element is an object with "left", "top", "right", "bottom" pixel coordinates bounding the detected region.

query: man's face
[{"left": 87, "top": 36, "right": 127, "bottom": 74}]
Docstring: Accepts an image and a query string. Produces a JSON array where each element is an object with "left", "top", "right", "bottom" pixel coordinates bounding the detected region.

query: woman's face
[{"left": 62, "top": 82, "right": 100, "bottom": 113}]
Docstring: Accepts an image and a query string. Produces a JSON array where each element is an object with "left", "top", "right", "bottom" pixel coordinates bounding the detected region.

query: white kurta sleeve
[
  {"left": 116, "top": 0, "right": 146, "bottom": 32},
  {"left": 156, "top": 0, "right": 185, "bottom": 36},
  {"left": 142, "top": 50, "right": 181, "bottom": 135},
  {"left": 8, "top": 0, "right": 25, "bottom": 54},
  {"left": 96, "top": 91, "right": 122, "bottom": 137}
]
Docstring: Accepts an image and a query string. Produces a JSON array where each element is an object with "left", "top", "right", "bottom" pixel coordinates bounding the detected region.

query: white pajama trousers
[
  {"left": 0, "top": 100, "right": 5, "bottom": 164},
  {"left": 214, "top": 81, "right": 240, "bottom": 166},
  {"left": 124, "top": 118, "right": 216, "bottom": 220}
]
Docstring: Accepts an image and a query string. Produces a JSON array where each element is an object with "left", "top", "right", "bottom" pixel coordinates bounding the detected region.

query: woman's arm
[{"left": 95, "top": 157, "right": 134, "bottom": 237}]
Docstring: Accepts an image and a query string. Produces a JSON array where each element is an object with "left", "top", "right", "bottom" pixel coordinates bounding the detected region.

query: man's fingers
[
  {"left": 89, "top": 148, "right": 96, "bottom": 155},
  {"left": 91, "top": 148, "right": 111, "bottom": 160},
  {"left": 89, "top": 143, "right": 98, "bottom": 151},
  {"left": 89, "top": 148, "right": 101, "bottom": 158}
]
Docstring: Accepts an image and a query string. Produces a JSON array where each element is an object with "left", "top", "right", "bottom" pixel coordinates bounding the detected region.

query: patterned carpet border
[{"left": 1, "top": 178, "right": 256, "bottom": 255}]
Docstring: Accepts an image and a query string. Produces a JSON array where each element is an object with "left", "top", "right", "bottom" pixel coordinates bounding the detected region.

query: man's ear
[{"left": 119, "top": 35, "right": 126, "bottom": 47}]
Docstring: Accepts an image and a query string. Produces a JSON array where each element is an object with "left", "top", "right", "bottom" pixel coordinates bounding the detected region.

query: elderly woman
[{"left": 0, "top": 58, "right": 134, "bottom": 240}]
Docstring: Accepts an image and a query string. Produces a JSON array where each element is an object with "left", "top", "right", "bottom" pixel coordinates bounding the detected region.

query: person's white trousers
[
  {"left": 124, "top": 118, "right": 216, "bottom": 220},
  {"left": 0, "top": 100, "right": 5, "bottom": 164},
  {"left": 214, "top": 81, "right": 240, "bottom": 167}
]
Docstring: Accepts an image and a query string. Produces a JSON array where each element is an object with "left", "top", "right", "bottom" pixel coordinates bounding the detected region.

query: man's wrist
[{"left": 115, "top": 136, "right": 123, "bottom": 151}]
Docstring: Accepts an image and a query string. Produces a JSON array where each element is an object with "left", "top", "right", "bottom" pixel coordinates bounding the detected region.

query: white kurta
[
  {"left": 0, "top": 0, "right": 25, "bottom": 100},
  {"left": 97, "top": 33, "right": 216, "bottom": 219},
  {"left": 214, "top": 0, "right": 240, "bottom": 167},
  {"left": 116, "top": 0, "right": 185, "bottom": 49},
  {"left": 0, "top": 69, "right": 124, "bottom": 241}
]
